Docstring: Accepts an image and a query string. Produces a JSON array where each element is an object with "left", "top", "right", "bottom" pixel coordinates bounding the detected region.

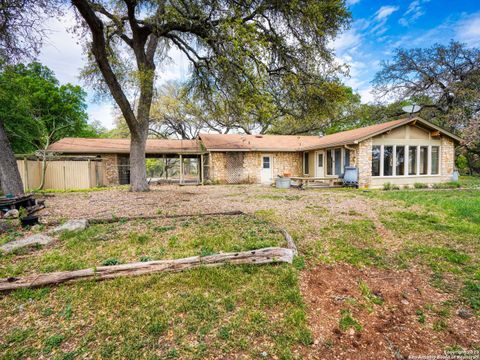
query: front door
[
  {"left": 315, "top": 151, "right": 325, "bottom": 177},
  {"left": 260, "top": 155, "right": 273, "bottom": 184}
]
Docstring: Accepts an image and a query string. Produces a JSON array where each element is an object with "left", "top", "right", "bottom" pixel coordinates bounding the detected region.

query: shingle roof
[
  {"left": 198, "top": 133, "right": 326, "bottom": 151},
  {"left": 48, "top": 117, "right": 461, "bottom": 154},
  {"left": 48, "top": 138, "right": 203, "bottom": 154},
  {"left": 200, "top": 117, "right": 461, "bottom": 151}
]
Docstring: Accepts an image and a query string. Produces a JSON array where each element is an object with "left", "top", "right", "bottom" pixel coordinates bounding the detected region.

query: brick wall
[{"left": 209, "top": 151, "right": 303, "bottom": 184}]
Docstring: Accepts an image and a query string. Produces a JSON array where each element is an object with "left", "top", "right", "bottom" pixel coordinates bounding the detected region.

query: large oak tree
[
  {"left": 71, "top": 0, "right": 350, "bottom": 191},
  {"left": 373, "top": 41, "right": 480, "bottom": 173}
]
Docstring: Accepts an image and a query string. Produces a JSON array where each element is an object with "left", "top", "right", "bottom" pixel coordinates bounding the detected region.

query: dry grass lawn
[{"left": 1, "top": 179, "right": 479, "bottom": 359}]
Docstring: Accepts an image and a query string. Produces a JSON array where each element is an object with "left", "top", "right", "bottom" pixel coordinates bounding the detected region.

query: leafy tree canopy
[{"left": 0, "top": 62, "right": 99, "bottom": 154}]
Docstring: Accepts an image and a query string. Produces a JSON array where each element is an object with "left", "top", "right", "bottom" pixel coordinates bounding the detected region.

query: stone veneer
[
  {"left": 441, "top": 136, "right": 455, "bottom": 176},
  {"left": 356, "top": 139, "right": 372, "bottom": 188},
  {"left": 101, "top": 154, "right": 119, "bottom": 185},
  {"left": 209, "top": 151, "right": 303, "bottom": 184}
]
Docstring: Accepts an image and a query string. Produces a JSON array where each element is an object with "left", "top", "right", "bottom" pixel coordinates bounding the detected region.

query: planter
[
  {"left": 275, "top": 177, "right": 291, "bottom": 189},
  {"left": 21, "top": 215, "right": 39, "bottom": 228}
]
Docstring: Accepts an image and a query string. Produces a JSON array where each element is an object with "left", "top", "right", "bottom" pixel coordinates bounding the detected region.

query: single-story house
[{"left": 47, "top": 117, "right": 461, "bottom": 188}]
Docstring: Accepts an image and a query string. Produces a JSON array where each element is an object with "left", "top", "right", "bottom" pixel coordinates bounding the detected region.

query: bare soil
[{"left": 300, "top": 264, "right": 480, "bottom": 359}]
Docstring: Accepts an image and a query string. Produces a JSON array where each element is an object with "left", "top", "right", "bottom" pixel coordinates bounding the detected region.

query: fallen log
[
  {"left": 45, "top": 210, "right": 245, "bottom": 226},
  {"left": 0, "top": 247, "right": 294, "bottom": 292}
]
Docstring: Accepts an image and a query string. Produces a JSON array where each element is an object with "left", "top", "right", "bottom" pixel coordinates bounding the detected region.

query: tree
[
  {"left": 72, "top": 0, "right": 350, "bottom": 191},
  {"left": 0, "top": 62, "right": 91, "bottom": 189},
  {"left": 373, "top": 41, "right": 480, "bottom": 173},
  {"left": 0, "top": 0, "right": 61, "bottom": 195}
]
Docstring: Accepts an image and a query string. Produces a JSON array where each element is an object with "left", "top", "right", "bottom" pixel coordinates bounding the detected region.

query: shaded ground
[{"left": 1, "top": 179, "right": 479, "bottom": 359}]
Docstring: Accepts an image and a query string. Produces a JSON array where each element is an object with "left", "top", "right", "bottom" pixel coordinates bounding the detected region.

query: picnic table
[{"left": 290, "top": 176, "right": 341, "bottom": 189}]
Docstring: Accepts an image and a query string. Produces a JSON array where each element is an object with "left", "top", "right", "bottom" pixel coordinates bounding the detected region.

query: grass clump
[
  {"left": 339, "top": 309, "right": 362, "bottom": 332},
  {"left": 383, "top": 182, "right": 399, "bottom": 191},
  {"left": 414, "top": 182, "right": 429, "bottom": 189}
]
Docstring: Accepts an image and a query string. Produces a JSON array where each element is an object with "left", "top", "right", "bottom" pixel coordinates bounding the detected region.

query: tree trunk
[
  {"left": 129, "top": 124, "right": 149, "bottom": 192},
  {"left": 0, "top": 119, "right": 24, "bottom": 195}
]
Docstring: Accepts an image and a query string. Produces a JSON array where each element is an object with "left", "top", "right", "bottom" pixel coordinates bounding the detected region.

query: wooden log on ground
[
  {"left": 280, "top": 229, "right": 298, "bottom": 255},
  {"left": 46, "top": 210, "right": 245, "bottom": 226},
  {"left": 0, "top": 247, "right": 294, "bottom": 292}
]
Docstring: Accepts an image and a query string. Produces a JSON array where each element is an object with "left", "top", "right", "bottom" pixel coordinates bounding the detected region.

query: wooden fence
[{"left": 16, "top": 159, "right": 105, "bottom": 191}]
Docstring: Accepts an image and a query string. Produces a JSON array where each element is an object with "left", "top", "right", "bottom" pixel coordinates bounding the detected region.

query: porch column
[
  {"left": 179, "top": 154, "right": 183, "bottom": 184},
  {"left": 200, "top": 154, "right": 204, "bottom": 185}
]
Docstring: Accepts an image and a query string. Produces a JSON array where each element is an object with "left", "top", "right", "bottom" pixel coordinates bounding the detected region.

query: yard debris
[
  {"left": 0, "top": 234, "right": 54, "bottom": 253},
  {"left": 457, "top": 308, "right": 474, "bottom": 319},
  {"left": 3, "top": 209, "right": 19, "bottom": 218},
  {"left": 0, "top": 247, "right": 294, "bottom": 291},
  {"left": 50, "top": 219, "right": 88, "bottom": 234}
]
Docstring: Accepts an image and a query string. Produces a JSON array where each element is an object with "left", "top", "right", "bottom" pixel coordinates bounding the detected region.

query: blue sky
[{"left": 38, "top": 1, "right": 480, "bottom": 129}]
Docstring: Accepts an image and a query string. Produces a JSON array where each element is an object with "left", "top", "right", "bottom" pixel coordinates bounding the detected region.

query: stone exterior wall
[
  {"left": 356, "top": 139, "right": 372, "bottom": 188},
  {"left": 101, "top": 154, "right": 119, "bottom": 185},
  {"left": 209, "top": 151, "right": 303, "bottom": 184},
  {"left": 441, "top": 136, "right": 455, "bottom": 176}
]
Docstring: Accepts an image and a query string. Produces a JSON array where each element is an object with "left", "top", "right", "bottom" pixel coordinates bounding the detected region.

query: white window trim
[{"left": 372, "top": 144, "right": 443, "bottom": 178}]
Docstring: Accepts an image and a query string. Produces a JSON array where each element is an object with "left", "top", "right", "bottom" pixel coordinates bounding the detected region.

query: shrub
[
  {"left": 414, "top": 182, "right": 428, "bottom": 189},
  {"left": 432, "top": 182, "right": 461, "bottom": 189},
  {"left": 383, "top": 182, "right": 399, "bottom": 191}
]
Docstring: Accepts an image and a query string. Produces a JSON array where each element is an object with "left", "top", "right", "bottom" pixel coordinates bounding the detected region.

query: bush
[
  {"left": 432, "top": 182, "right": 461, "bottom": 189},
  {"left": 383, "top": 182, "right": 399, "bottom": 191},
  {"left": 414, "top": 182, "right": 428, "bottom": 189}
]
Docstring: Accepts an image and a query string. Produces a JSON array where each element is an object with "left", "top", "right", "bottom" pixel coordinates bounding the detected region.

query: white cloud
[
  {"left": 375, "top": 6, "right": 399, "bottom": 21},
  {"left": 346, "top": 0, "right": 361, "bottom": 6},
  {"left": 455, "top": 12, "right": 480, "bottom": 47},
  {"left": 370, "top": 6, "right": 400, "bottom": 35},
  {"left": 399, "top": 0, "right": 430, "bottom": 27},
  {"left": 333, "top": 29, "right": 362, "bottom": 52},
  {"left": 88, "top": 103, "right": 117, "bottom": 129}
]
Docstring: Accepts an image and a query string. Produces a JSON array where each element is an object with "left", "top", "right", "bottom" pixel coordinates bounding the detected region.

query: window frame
[{"left": 371, "top": 143, "right": 442, "bottom": 178}]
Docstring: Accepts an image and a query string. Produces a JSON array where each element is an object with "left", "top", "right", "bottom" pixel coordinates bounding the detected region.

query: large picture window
[
  {"left": 409, "top": 146, "right": 417, "bottom": 175},
  {"left": 373, "top": 144, "right": 440, "bottom": 177},
  {"left": 396, "top": 146, "right": 405, "bottom": 176},
  {"left": 383, "top": 146, "right": 393, "bottom": 176},
  {"left": 372, "top": 146, "right": 381, "bottom": 176},
  {"left": 420, "top": 146, "right": 428, "bottom": 175},
  {"left": 431, "top": 146, "right": 439, "bottom": 175}
]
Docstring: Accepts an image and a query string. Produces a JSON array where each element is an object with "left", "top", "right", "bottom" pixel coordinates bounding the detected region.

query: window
[
  {"left": 419, "top": 146, "right": 428, "bottom": 175},
  {"left": 409, "top": 146, "right": 417, "bottom": 175},
  {"left": 334, "top": 148, "right": 342, "bottom": 175},
  {"left": 396, "top": 146, "right": 405, "bottom": 176},
  {"left": 303, "top": 152, "right": 309, "bottom": 174},
  {"left": 383, "top": 146, "right": 393, "bottom": 176},
  {"left": 431, "top": 146, "right": 439, "bottom": 175},
  {"left": 262, "top": 156, "right": 270, "bottom": 169},
  {"left": 344, "top": 149, "right": 350, "bottom": 167},
  {"left": 372, "top": 146, "right": 381, "bottom": 176},
  {"left": 327, "top": 149, "right": 333, "bottom": 175}
]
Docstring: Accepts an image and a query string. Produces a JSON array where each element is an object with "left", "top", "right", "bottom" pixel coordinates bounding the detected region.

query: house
[{"left": 47, "top": 117, "right": 461, "bottom": 189}]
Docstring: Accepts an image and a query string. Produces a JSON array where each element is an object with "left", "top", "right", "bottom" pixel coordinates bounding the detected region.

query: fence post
[
  {"left": 88, "top": 159, "right": 92, "bottom": 188},
  {"left": 23, "top": 157, "right": 29, "bottom": 191},
  {"left": 63, "top": 161, "right": 67, "bottom": 191}
]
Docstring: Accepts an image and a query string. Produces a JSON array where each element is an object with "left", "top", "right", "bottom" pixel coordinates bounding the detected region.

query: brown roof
[
  {"left": 198, "top": 133, "right": 326, "bottom": 151},
  {"left": 48, "top": 117, "right": 461, "bottom": 154},
  {"left": 48, "top": 138, "right": 203, "bottom": 154}
]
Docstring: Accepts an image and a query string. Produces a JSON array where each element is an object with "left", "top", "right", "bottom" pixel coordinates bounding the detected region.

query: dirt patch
[{"left": 300, "top": 264, "right": 480, "bottom": 359}]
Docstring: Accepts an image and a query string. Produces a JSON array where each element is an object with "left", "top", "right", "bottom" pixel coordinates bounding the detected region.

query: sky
[{"left": 38, "top": 1, "right": 480, "bottom": 130}]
